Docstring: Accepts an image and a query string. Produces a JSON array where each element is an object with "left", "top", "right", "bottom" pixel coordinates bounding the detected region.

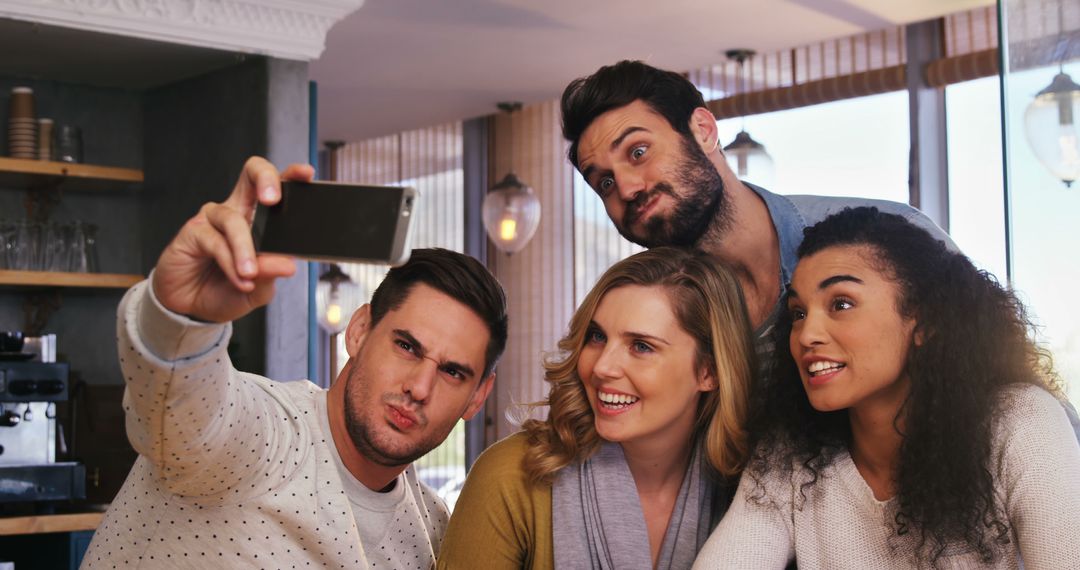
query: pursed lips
[
  {"left": 383, "top": 396, "right": 425, "bottom": 430},
  {"left": 626, "top": 193, "right": 660, "bottom": 226}
]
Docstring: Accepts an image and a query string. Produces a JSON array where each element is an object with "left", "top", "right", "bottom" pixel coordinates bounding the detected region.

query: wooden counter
[{"left": 0, "top": 512, "right": 103, "bottom": 536}]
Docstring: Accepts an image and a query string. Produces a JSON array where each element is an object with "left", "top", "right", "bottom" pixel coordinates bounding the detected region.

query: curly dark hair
[
  {"left": 747, "top": 207, "right": 1061, "bottom": 567},
  {"left": 560, "top": 60, "right": 706, "bottom": 169}
]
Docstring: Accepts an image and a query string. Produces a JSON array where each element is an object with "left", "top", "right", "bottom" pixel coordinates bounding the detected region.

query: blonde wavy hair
[{"left": 521, "top": 247, "right": 756, "bottom": 483}]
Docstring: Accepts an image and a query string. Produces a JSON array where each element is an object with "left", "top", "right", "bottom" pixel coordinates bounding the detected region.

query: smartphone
[{"left": 257, "top": 180, "right": 417, "bottom": 266}]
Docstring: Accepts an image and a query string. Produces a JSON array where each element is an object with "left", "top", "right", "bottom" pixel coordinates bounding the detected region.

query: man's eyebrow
[
  {"left": 581, "top": 163, "right": 598, "bottom": 184},
  {"left": 580, "top": 126, "right": 650, "bottom": 185},
  {"left": 442, "top": 360, "right": 477, "bottom": 380},
  {"left": 393, "top": 329, "right": 476, "bottom": 379},
  {"left": 393, "top": 329, "right": 425, "bottom": 357},
  {"left": 819, "top": 274, "right": 863, "bottom": 289},
  {"left": 610, "top": 126, "right": 648, "bottom": 152}
]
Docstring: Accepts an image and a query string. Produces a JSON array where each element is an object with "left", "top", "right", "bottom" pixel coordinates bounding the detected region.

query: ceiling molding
[{"left": 0, "top": 0, "right": 365, "bottom": 61}]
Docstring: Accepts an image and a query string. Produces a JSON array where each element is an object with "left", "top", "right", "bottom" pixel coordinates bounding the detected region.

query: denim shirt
[
  {"left": 747, "top": 183, "right": 955, "bottom": 350},
  {"left": 747, "top": 183, "right": 1080, "bottom": 441}
]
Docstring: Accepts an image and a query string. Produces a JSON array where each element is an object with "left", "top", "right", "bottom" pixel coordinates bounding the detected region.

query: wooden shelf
[
  {"left": 0, "top": 270, "right": 143, "bottom": 289},
  {"left": 0, "top": 156, "right": 142, "bottom": 192},
  {"left": 0, "top": 512, "right": 104, "bottom": 536}
]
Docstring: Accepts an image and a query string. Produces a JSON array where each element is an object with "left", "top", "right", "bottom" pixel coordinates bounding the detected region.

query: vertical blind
[
  {"left": 1003, "top": 0, "right": 1080, "bottom": 71},
  {"left": 572, "top": 171, "right": 643, "bottom": 305},
  {"left": 332, "top": 122, "right": 465, "bottom": 316},
  {"left": 693, "top": 5, "right": 1006, "bottom": 116}
]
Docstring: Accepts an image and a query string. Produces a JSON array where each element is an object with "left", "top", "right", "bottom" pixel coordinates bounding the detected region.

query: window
[
  {"left": 945, "top": 76, "right": 1007, "bottom": 280},
  {"left": 715, "top": 91, "right": 910, "bottom": 202},
  {"left": 1000, "top": 62, "right": 1080, "bottom": 409},
  {"left": 573, "top": 170, "right": 643, "bottom": 305}
]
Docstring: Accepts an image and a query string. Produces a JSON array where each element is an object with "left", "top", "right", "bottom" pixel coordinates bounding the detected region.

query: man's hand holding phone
[{"left": 151, "top": 157, "right": 315, "bottom": 323}]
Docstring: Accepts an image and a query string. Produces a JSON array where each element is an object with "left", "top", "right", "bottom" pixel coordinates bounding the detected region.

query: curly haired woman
[{"left": 694, "top": 207, "right": 1080, "bottom": 569}]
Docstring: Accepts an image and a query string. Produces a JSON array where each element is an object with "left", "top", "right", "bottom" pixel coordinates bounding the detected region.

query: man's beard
[
  {"left": 618, "top": 137, "right": 729, "bottom": 248},
  {"left": 343, "top": 367, "right": 450, "bottom": 468}
]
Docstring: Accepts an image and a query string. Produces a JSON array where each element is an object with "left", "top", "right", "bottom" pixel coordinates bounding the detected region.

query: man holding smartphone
[{"left": 83, "top": 157, "right": 507, "bottom": 569}]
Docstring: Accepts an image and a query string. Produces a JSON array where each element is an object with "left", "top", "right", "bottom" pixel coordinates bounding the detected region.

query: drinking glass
[
  {"left": 0, "top": 221, "right": 13, "bottom": 269},
  {"left": 55, "top": 125, "right": 83, "bottom": 164},
  {"left": 82, "top": 222, "right": 100, "bottom": 273},
  {"left": 43, "top": 223, "right": 67, "bottom": 272},
  {"left": 68, "top": 221, "right": 99, "bottom": 273},
  {"left": 12, "top": 221, "right": 40, "bottom": 270}
]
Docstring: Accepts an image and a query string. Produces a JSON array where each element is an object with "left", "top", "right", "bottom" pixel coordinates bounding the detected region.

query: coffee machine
[{"left": 0, "top": 361, "right": 85, "bottom": 505}]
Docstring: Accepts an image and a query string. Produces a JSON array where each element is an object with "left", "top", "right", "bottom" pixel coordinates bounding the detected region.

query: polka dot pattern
[{"left": 82, "top": 283, "right": 449, "bottom": 569}]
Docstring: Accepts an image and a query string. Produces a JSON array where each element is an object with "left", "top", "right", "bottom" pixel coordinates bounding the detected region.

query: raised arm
[{"left": 119, "top": 157, "right": 315, "bottom": 497}]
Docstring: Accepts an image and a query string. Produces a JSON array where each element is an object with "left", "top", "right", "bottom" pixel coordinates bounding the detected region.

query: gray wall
[
  {"left": 142, "top": 56, "right": 310, "bottom": 378},
  {"left": 263, "top": 58, "right": 311, "bottom": 382}
]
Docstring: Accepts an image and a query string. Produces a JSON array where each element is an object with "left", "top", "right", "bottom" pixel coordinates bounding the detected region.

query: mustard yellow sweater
[{"left": 437, "top": 433, "right": 553, "bottom": 570}]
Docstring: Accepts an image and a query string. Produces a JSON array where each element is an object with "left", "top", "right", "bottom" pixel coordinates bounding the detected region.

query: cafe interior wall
[
  {"left": 0, "top": 49, "right": 310, "bottom": 503},
  {"left": 0, "top": 76, "right": 143, "bottom": 386}
]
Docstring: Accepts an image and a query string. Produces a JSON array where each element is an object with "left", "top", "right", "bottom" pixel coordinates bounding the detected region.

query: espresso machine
[{"left": 0, "top": 360, "right": 85, "bottom": 507}]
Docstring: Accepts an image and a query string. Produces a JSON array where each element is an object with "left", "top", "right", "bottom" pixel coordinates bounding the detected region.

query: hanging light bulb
[
  {"left": 723, "top": 49, "right": 775, "bottom": 187},
  {"left": 723, "top": 130, "right": 775, "bottom": 179},
  {"left": 1024, "top": 69, "right": 1080, "bottom": 188},
  {"left": 483, "top": 172, "right": 541, "bottom": 254},
  {"left": 483, "top": 102, "right": 542, "bottom": 254},
  {"left": 316, "top": 264, "right": 363, "bottom": 335}
]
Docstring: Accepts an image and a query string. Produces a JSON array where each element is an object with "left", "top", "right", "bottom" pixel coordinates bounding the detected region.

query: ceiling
[
  {"left": 0, "top": 0, "right": 992, "bottom": 143},
  {"left": 310, "top": 0, "right": 993, "bottom": 142}
]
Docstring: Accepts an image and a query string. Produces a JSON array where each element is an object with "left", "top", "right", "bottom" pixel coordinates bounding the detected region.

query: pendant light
[
  {"left": 483, "top": 102, "right": 541, "bottom": 254},
  {"left": 1024, "top": 69, "right": 1079, "bottom": 187},
  {"left": 1022, "top": 2, "right": 1079, "bottom": 188},
  {"left": 316, "top": 263, "right": 363, "bottom": 379},
  {"left": 723, "top": 49, "right": 775, "bottom": 185}
]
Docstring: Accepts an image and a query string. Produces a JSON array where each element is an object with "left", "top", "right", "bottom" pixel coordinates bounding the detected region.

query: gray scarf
[{"left": 551, "top": 441, "right": 721, "bottom": 570}]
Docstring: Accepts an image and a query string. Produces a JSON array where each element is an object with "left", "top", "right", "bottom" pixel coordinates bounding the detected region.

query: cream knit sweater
[
  {"left": 693, "top": 385, "right": 1080, "bottom": 569},
  {"left": 82, "top": 281, "right": 448, "bottom": 569}
]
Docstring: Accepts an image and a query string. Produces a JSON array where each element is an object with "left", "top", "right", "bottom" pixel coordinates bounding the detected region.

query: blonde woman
[{"left": 437, "top": 247, "right": 756, "bottom": 570}]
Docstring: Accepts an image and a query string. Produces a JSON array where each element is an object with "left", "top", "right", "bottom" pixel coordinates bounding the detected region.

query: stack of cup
[{"left": 8, "top": 87, "right": 37, "bottom": 159}]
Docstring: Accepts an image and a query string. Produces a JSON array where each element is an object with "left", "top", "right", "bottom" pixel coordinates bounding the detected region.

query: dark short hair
[
  {"left": 561, "top": 60, "right": 707, "bottom": 168},
  {"left": 369, "top": 248, "right": 508, "bottom": 377}
]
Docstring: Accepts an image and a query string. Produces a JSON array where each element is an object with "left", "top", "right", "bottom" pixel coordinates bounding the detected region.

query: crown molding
[{"left": 0, "top": 0, "right": 365, "bottom": 61}]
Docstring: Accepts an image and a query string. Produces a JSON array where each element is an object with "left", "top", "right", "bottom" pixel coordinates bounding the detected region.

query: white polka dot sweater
[{"left": 82, "top": 281, "right": 449, "bottom": 569}]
